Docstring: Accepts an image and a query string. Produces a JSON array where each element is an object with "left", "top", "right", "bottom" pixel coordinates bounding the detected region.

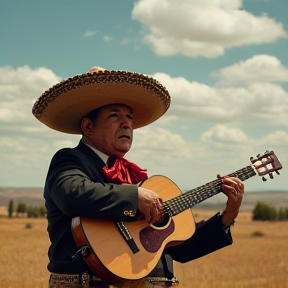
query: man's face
[{"left": 90, "top": 104, "right": 133, "bottom": 157}]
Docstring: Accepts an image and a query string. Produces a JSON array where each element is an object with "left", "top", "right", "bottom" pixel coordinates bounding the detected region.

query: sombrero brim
[{"left": 32, "top": 69, "right": 170, "bottom": 134}]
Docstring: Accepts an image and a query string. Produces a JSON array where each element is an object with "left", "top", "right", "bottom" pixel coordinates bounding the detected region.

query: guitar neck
[{"left": 163, "top": 165, "right": 256, "bottom": 217}]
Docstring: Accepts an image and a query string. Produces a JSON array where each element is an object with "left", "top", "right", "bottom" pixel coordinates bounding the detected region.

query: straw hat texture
[{"left": 32, "top": 67, "right": 171, "bottom": 134}]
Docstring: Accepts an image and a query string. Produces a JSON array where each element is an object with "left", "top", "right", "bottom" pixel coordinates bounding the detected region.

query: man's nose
[
  {"left": 119, "top": 117, "right": 132, "bottom": 128},
  {"left": 120, "top": 121, "right": 132, "bottom": 129}
]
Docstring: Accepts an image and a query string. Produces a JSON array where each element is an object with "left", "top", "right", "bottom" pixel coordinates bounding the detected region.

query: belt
[
  {"left": 50, "top": 272, "right": 105, "bottom": 288},
  {"left": 50, "top": 272, "right": 179, "bottom": 287},
  {"left": 146, "top": 277, "right": 179, "bottom": 286}
]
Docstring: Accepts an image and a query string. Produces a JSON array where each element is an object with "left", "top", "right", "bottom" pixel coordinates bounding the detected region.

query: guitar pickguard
[{"left": 139, "top": 219, "right": 175, "bottom": 253}]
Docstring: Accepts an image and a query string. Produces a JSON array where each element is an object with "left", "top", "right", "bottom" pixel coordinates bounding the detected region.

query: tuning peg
[
  {"left": 256, "top": 154, "right": 261, "bottom": 159},
  {"left": 276, "top": 171, "right": 280, "bottom": 175},
  {"left": 262, "top": 176, "right": 267, "bottom": 182},
  {"left": 250, "top": 157, "right": 257, "bottom": 164},
  {"left": 269, "top": 173, "right": 274, "bottom": 179},
  {"left": 265, "top": 150, "right": 270, "bottom": 154}
]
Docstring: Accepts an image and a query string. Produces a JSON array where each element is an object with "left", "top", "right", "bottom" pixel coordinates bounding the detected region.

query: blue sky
[{"left": 1, "top": 0, "right": 287, "bottom": 194}]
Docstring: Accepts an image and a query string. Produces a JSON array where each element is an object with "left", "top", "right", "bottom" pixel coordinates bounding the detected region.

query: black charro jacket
[{"left": 44, "top": 140, "right": 232, "bottom": 276}]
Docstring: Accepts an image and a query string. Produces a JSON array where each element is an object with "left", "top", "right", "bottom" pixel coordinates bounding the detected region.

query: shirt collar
[{"left": 83, "top": 142, "right": 109, "bottom": 164}]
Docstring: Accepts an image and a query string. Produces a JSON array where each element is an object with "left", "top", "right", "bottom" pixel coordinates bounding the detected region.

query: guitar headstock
[{"left": 250, "top": 150, "right": 282, "bottom": 181}]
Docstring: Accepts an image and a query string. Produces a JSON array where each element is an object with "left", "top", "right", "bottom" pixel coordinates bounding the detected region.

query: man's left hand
[{"left": 218, "top": 174, "right": 244, "bottom": 228}]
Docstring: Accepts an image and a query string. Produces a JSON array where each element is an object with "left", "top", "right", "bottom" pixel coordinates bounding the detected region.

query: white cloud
[
  {"left": 0, "top": 65, "right": 79, "bottom": 157},
  {"left": 129, "top": 124, "right": 287, "bottom": 190},
  {"left": 83, "top": 30, "right": 97, "bottom": 38},
  {"left": 133, "top": 126, "right": 188, "bottom": 153},
  {"left": 0, "top": 65, "right": 286, "bottom": 190},
  {"left": 103, "top": 35, "right": 113, "bottom": 42},
  {"left": 213, "top": 55, "right": 288, "bottom": 85},
  {"left": 128, "top": 125, "right": 204, "bottom": 182},
  {"left": 201, "top": 124, "right": 248, "bottom": 144},
  {"left": 132, "top": 0, "right": 287, "bottom": 58},
  {"left": 0, "top": 66, "right": 61, "bottom": 126},
  {"left": 153, "top": 71, "right": 288, "bottom": 127},
  {"left": 156, "top": 115, "right": 178, "bottom": 126},
  {"left": 121, "top": 38, "right": 129, "bottom": 44},
  {"left": 129, "top": 126, "right": 192, "bottom": 170},
  {"left": 255, "top": 130, "right": 288, "bottom": 148}
]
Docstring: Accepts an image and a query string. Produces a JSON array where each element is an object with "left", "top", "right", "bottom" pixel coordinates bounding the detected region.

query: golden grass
[
  {"left": 175, "top": 210, "right": 288, "bottom": 288},
  {"left": 0, "top": 217, "right": 49, "bottom": 288},
  {"left": 0, "top": 210, "right": 288, "bottom": 288}
]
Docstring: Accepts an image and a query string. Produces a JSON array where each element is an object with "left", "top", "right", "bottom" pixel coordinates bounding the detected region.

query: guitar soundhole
[{"left": 152, "top": 214, "right": 170, "bottom": 228}]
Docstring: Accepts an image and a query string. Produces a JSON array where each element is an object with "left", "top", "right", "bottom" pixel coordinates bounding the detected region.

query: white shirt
[{"left": 83, "top": 142, "right": 109, "bottom": 164}]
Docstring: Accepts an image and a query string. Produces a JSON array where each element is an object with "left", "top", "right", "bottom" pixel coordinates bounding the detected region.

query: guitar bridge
[
  {"left": 117, "top": 222, "right": 132, "bottom": 240},
  {"left": 115, "top": 222, "right": 140, "bottom": 254}
]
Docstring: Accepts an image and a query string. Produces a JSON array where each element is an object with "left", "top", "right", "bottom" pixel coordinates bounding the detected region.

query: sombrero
[{"left": 32, "top": 66, "right": 171, "bottom": 134}]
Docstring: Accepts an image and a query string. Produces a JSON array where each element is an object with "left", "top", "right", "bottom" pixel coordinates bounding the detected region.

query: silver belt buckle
[
  {"left": 148, "top": 276, "right": 179, "bottom": 287},
  {"left": 81, "top": 272, "right": 90, "bottom": 288}
]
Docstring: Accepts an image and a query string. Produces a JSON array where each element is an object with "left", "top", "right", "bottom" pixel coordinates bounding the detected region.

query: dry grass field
[{"left": 0, "top": 209, "right": 288, "bottom": 288}]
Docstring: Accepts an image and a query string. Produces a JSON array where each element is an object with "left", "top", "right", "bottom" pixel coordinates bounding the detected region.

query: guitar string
[
  {"left": 159, "top": 166, "right": 255, "bottom": 216},
  {"left": 162, "top": 166, "right": 255, "bottom": 216},
  {"left": 171, "top": 166, "right": 255, "bottom": 214},
  {"left": 161, "top": 178, "right": 222, "bottom": 216}
]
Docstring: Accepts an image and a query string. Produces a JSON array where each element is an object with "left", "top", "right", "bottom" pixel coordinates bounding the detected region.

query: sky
[{"left": 0, "top": 0, "right": 287, "bottom": 194}]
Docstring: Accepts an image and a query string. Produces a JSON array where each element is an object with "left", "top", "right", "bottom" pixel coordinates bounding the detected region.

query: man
[{"left": 32, "top": 67, "right": 244, "bottom": 288}]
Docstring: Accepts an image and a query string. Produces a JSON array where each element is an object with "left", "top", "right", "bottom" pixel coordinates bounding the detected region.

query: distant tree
[
  {"left": 38, "top": 205, "right": 46, "bottom": 217},
  {"left": 8, "top": 200, "right": 14, "bottom": 218},
  {"left": 278, "top": 207, "right": 288, "bottom": 220},
  {"left": 26, "top": 205, "right": 46, "bottom": 218},
  {"left": 269, "top": 206, "right": 278, "bottom": 220},
  {"left": 27, "top": 206, "right": 39, "bottom": 218},
  {"left": 16, "top": 202, "right": 27, "bottom": 217},
  {"left": 285, "top": 208, "right": 288, "bottom": 220},
  {"left": 252, "top": 202, "right": 277, "bottom": 221}
]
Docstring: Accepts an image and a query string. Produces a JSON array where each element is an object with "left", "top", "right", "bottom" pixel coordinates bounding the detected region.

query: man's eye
[
  {"left": 109, "top": 113, "right": 118, "bottom": 118},
  {"left": 127, "top": 114, "right": 133, "bottom": 120}
]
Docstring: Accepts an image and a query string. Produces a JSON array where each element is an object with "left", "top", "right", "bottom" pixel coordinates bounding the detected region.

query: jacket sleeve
[
  {"left": 45, "top": 148, "right": 139, "bottom": 222},
  {"left": 165, "top": 213, "right": 233, "bottom": 263}
]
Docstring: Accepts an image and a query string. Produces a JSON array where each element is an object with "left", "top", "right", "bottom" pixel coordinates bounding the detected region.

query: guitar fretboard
[{"left": 162, "top": 165, "right": 256, "bottom": 217}]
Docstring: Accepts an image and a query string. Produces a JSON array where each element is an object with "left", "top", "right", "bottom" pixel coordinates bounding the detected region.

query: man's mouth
[{"left": 119, "top": 135, "right": 130, "bottom": 139}]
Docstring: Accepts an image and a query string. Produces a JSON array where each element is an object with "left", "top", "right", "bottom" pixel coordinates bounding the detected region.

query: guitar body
[{"left": 72, "top": 175, "right": 196, "bottom": 281}]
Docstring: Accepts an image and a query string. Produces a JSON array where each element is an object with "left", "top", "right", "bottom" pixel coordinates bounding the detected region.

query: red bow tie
[{"left": 102, "top": 155, "right": 148, "bottom": 184}]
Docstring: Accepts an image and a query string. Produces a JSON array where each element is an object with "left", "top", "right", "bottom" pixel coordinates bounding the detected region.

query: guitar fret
[{"left": 164, "top": 165, "right": 257, "bottom": 217}]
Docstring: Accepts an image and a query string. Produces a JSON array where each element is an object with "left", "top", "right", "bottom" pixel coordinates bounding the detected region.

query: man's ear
[{"left": 81, "top": 118, "right": 94, "bottom": 137}]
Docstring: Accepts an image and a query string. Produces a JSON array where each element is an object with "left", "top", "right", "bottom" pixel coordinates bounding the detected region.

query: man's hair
[
  {"left": 80, "top": 107, "right": 101, "bottom": 135},
  {"left": 84, "top": 107, "right": 101, "bottom": 123},
  {"left": 83, "top": 104, "right": 133, "bottom": 123}
]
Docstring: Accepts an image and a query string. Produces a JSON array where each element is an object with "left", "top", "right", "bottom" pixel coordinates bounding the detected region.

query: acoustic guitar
[{"left": 71, "top": 150, "right": 282, "bottom": 281}]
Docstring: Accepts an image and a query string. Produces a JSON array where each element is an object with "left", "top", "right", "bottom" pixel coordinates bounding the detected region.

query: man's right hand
[{"left": 138, "top": 187, "right": 162, "bottom": 224}]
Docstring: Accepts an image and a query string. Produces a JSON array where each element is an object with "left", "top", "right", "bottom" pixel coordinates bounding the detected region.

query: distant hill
[
  {"left": 1, "top": 187, "right": 288, "bottom": 211},
  {"left": 193, "top": 190, "right": 288, "bottom": 211},
  {"left": 0, "top": 187, "right": 44, "bottom": 207}
]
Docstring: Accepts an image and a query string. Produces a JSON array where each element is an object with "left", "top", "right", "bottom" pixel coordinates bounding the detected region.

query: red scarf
[{"left": 102, "top": 155, "right": 148, "bottom": 184}]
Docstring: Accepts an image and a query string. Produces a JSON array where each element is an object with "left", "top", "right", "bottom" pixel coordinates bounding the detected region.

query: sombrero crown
[{"left": 32, "top": 67, "right": 171, "bottom": 134}]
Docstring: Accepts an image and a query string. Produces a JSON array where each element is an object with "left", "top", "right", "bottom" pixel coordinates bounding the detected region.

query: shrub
[
  {"left": 278, "top": 207, "right": 288, "bottom": 221},
  {"left": 25, "top": 223, "right": 32, "bottom": 229},
  {"left": 251, "top": 231, "right": 265, "bottom": 237},
  {"left": 252, "top": 202, "right": 277, "bottom": 221},
  {"left": 26, "top": 205, "right": 47, "bottom": 218},
  {"left": 27, "top": 206, "right": 40, "bottom": 218}
]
